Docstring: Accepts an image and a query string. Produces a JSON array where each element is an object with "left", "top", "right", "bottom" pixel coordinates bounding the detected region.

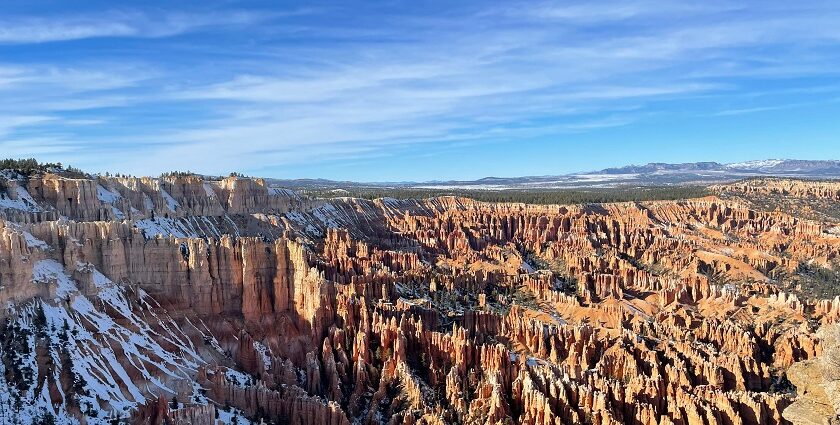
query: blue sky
[{"left": 1, "top": 1, "right": 839, "bottom": 181}]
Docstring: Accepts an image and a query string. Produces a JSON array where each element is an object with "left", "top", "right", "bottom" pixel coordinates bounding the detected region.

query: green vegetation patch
[
  {"left": 302, "top": 185, "right": 710, "bottom": 205},
  {"left": 1, "top": 158, "right": 86, "bottom": 178}
]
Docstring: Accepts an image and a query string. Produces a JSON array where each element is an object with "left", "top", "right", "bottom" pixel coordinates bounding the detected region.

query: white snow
[
  {"left": 2, "top": 257, "right": 210, "bottom": 423},
  {"left": 111, "top": 205, "right": 126, "bottom": 220},
  {"left": 380, "top": 197, "right": 401, "bottom": 208},
  {"left": 725, "top": 159, "right": 785, "bottom": 170},
  {"left": 216, "top": 407, "right": 253, "bottom": 424},
  {"left": 200, "top": 216, "right": 223, "bottom": 238},
  {"left": 203, "top": 182, "right": 216, "bottom": 198},
  {"left": 569, "top": 173, "right": 640, "bottom": 181},
  {"left": 224, "top": 369, "right": 255, "bottom": 387},
  {"left": 23, "top": 230, "right": 50, "bottom": 250},
  {"left": 3, "top": 223, "right": 51, "bottom": 250},
  {"left": 268, "top": 187, "right": 299, "bottom": 199},
  {"left": 142, "top": 193, "right": 155, "bottom": 211},
  {"left": 32, "top": 259, "right": 77, "bottom": 298},
  {"left": 16, "top": 186, "right": 39, "bottom": 204},
  {"left": 134, "top": 217, "right": 191, "bottom": 238},
  {"left": 160, "top": 189, "right": 180, "bottom": 211},
  {"left": 96, "top": 184, "right": 121, "bottom": 203},
  {"left": 521, "top": 261, "right": 536, "bottom": 273},
  {"left": 285, "top": 210, "right": 322, "bottom": 236},
  {"left": 311, "top": 202, "right": 358, "bottom": 229},
  {"left": 134, "top": 216, "right": 225, "bottom": 239},
  {"left": 0, "top": 187, "right": 42, "bottom": 212},
  {"left": 253, "top": 341, "right": 272, "bottom": 369},
  {"left": 285, "top": 211, "right": 308, "bottom": 226},
  {"left": 223, "top": 215, "right": 241, "bottom": 237}
]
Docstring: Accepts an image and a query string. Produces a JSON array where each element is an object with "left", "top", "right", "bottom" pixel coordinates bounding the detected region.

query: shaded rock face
[
  {"left": 1, "top": 173, "right": 305, "bottom": 223},
  {"left": 784, "top": 325, "right": 840, "bottom": 425},
  {"left": 2, "top": 173, "right": 840, "bottom": 424}
]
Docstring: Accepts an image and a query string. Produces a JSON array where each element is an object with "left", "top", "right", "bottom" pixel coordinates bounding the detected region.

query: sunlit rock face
[{"left": 2, "top": 172, "right": 840, "bottom": 424}]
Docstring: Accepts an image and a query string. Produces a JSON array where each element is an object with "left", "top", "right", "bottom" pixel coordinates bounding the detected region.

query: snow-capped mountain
[
  {"left": 581, "top": 159, "right": 840, "bottom": 179},
  {"left": 725, "top": 159, "right": 840, "bottom": 174},
  {"left": 267, "top": 159, "right": 840, "bottom": 190},
  {"left": 724, "top": 159, "right": 788, "bottom": 170}
]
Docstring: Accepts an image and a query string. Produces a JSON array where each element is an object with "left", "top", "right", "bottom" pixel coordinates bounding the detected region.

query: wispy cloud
[
  {"left": 0, "top": 10, "right": 277, "bottom": 44},
  {"left": 1, "top": 0, "right": 840, "bottom": 177},
  {"left": 0, "top": 115, "right": 56, "bottom": 137}
]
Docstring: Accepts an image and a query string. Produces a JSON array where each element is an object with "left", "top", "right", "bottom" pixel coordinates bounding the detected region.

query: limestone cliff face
[
  {"left": 27, "top": 173, "right": 110, "bottom": 221},
  {"left": 0, "top": 222, "right": 43, "bottom": 304},
  {"left": 1, "top": 172, "right": 304, "bottom": 223},
  {"left": 2, "top": 174, "right": 839, "bottom": 424},
  {"left": 715, "top": 178, "right": 840, "bottom": 201},
  {"left": 783, "top": 324, "right": 840, "bottom": 425},
  {"left": 1, "top": 218, "right": 332, "bottom": 336},
  {"left": 215, "top": 177, "right": 300, "bottom": 214},
  {"left": 715, "top": 178, "right": 840, "bottom": 225}
]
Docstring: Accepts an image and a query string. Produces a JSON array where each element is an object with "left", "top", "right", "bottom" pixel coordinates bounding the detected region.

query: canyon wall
[{"left": 2, "top": 173, "right": 840, "bottom": 424}]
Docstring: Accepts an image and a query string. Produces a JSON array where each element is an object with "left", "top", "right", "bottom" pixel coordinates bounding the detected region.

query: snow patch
[
  {"left": 96, "top": 184, "right": 121, "bottom": 203},
  {"left": 216, "top": 406, "right": 253, "bottom": 424},
  {"left": 160, "top": 189, "right": 180, "bottom": 212},
  {"left": 142, "top": 193, "right": 155, "bottom": 211},
  {"left": 253, "top": 341, "right": 271, "bottom": 369},
  {"left": 135, "top": 217, "right": 190, "bottom": 238},
  {"left": 3, "top": 223, "right": 51, "bottom": 250},
  {"left": 111, "top": 205, "right": 125, "bottom": 220},
  {"left": 521, "top": 261, "right": 536, "bottom": 274},
  {"left": 0, "top": 187, "right": 43, "bottom": 212},
  {"left": 224, "top": 369, "right": 255, "bottom": 387},
  {"left": 203, "top": 182, "right": 216, "bottom": 198},
  {"left": 726, "top": 159, "right": 785, "bottom": 170},
  {"left": 268, "top": 187, "right": 299, "bottom": 199},
  {"left": 32, "top": 259, "right": 77, "bottom": 298}
]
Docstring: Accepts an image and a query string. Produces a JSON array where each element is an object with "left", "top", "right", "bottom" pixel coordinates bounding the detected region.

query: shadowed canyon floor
[{"left": 1, "top": 171, "right": 840, "bottom": 424}]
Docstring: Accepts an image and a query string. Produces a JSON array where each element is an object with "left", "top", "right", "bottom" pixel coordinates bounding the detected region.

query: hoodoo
[{"left": 2, "top": 169, "right": 840, "bottom": 424}]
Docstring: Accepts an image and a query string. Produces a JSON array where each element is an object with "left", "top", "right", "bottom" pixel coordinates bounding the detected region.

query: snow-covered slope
[{"left": 0, "top": 245, "right": 230, "bottom": 423}]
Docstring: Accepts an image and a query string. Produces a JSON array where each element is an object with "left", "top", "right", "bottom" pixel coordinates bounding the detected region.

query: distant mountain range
[{"left": 267, "top": 159, "right": 840, "bottom": 190}]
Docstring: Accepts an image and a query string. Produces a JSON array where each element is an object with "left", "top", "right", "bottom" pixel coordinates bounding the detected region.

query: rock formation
[
  {"left": 1, "top": 172, "right": 839, "bottom": 424},
  {"left": 784, "top": 324, "right": 840, "bottom": 425}
]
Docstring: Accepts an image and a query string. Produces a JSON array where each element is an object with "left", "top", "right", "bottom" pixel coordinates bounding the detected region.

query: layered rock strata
[{"left": 1, "top": 173, "right": 839, "bottom": 424}]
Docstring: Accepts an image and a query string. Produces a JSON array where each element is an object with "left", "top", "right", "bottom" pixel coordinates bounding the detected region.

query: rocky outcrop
[
  {"left": 714, "top": 178, "right": 840, "bottom": 224},
  {"left": 1, "top": 172, "right": 305, "bottom": 223},
  {"left": 2, "top": 173, "right": 840, "bottom": 424},
  {"left": 784, "top": 324, "right": 840, "bottom": 425},
  {"left": 199, "top": 366, "right": 350, "bottom": 425},
  {"left": 715, "top": 178, "right": 840, "bottom": 201}
]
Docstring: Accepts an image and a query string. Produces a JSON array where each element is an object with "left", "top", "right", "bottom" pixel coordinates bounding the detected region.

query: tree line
[
  {"left": 301, "top": 186, "right": 710, "bottom": 205},
  {"left": 0, "top": 158, "right": 86, "bottom": 177}
]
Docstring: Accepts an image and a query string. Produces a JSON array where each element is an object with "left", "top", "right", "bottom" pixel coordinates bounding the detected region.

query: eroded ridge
[{"left": 2, "top": 172, "right": 839, "bottom": 424}]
